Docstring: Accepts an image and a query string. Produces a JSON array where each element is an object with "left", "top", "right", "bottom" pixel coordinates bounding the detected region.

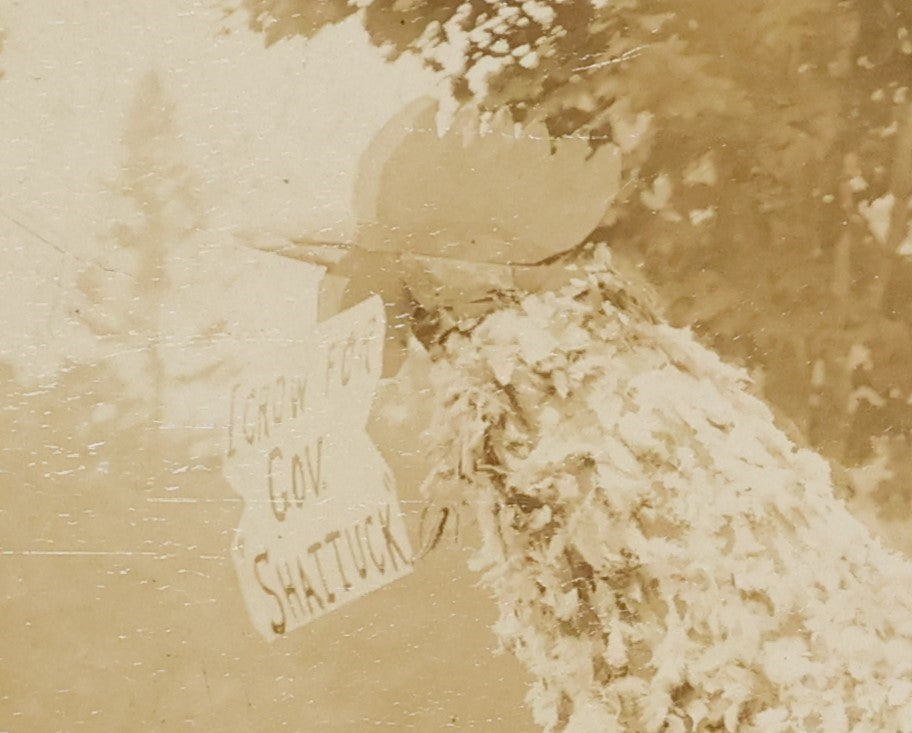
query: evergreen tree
[{"left": 77, "top": 71, "right": 205, "bottom": 443}]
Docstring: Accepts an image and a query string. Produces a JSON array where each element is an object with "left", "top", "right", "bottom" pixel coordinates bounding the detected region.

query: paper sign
[{"left": 224, "top": 294, "right": 413, "bottom": 640}]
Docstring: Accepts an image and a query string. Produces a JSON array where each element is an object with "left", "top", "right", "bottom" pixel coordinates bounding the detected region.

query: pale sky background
[{"left": 0, "top": 1, "right": 436, "bottom": 380}]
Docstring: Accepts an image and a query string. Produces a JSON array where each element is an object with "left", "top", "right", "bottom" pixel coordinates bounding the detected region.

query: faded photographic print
[{"left": 3, "top": 2, "right": 912, "bottom": 731}]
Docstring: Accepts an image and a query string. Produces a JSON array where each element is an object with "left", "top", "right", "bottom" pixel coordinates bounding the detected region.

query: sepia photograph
[{"left": 3, "top": 1, "right": 912, "bottom": 730}]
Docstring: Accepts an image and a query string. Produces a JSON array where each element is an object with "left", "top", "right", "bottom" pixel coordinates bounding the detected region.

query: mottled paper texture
[{"left": 5, "top": 2, "right": 912, "bottom": 731}]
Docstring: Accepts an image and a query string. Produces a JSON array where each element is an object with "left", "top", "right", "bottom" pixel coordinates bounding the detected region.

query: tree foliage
[
  {"left": 236, "top": 0, "right": 912, "bottom": 531},
  {"left": 231, "top": 3, "right": 912, "bottom": 726},
  {"left": 76, "top": 71, "right": 206, "bottom": 436}
]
